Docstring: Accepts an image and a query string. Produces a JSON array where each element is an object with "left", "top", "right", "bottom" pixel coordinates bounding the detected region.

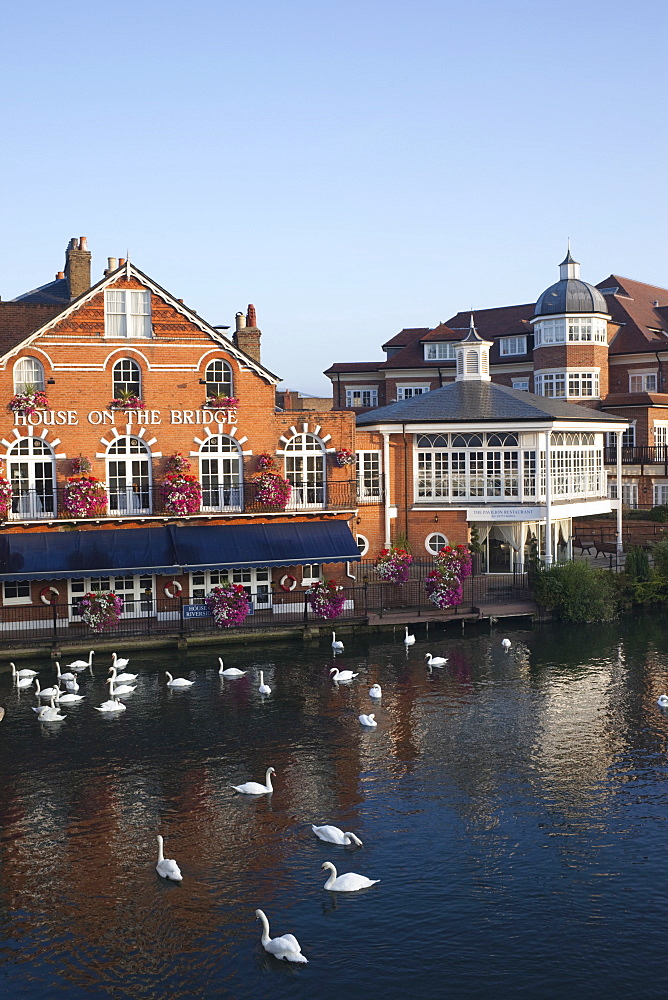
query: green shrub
[
  {"left": 646, "top": 505, "right": 668, "bottom": 522},
  {"left": 652, "top": 538, "right": 668, "bottom": 576},
  {"left": 534, "top": 560, "right": 619, "bottom": 622},
  {"left": 624, "top": 545, "right": 651, "bottom": 581}
]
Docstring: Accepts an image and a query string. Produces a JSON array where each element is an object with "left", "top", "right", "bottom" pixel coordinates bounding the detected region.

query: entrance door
[{"left": 106, "top": 437, "right": 151, "bottom": 514}]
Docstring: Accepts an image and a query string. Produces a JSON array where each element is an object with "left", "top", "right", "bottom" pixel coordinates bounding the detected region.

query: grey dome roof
[{"left": 534, "top": 278, "right": 608, "bottom": 317}]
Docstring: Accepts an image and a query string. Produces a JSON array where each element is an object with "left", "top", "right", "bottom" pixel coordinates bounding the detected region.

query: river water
[{"left": 1, "top": 617, "right": 668, "bottom": 999}]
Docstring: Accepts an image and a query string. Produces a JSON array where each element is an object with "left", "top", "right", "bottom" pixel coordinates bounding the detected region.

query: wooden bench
[
  {"left": 573, "top": 538, "right": 595, "bottom": 554},
  {"left": 594, "top": 540, "right": 618, "bottom": 558}
]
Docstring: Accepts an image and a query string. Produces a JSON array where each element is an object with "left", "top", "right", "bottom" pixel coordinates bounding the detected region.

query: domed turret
[{"left": 534, "top": 250, "right": 608, "bottom": 317}]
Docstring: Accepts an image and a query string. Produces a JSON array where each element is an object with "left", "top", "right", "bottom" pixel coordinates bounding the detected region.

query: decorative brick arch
[
  {"left": 95, "top": 425, "right": 162, "bottom": 459},
  {"left": 0, "top": 425, "right": 66, "bottom": 461}
]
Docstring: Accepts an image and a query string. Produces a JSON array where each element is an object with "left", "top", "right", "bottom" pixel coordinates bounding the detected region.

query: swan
[
  {"left": 369, "top": 683, "right": 382, "bottom": 699},
  {"left": 35, "top": 678, "right": 60, "bottom": 700},
  {"left": 10, "top": 662, "right": 38, "bottom": 679},
  {"left": 0, "top": 706, "right": 4, "bottom": 722},
  {"left": 657, "top": 694, "right": 668, "bottom": 708},
  {"left": 13, "top": 668, "right": 34, "bottom": 689},
  {"left": 217, "top": 658, "right": 246, "bottom": 677},
  {"left": 56, "top": 688, "right": 84, "bottom": 704},
  {"left": 109, "top": 665, "right": 138, "bottom": 685},
  {"left": 156, "top": 834, "right": 182, "bottom": 881},
  {"left": 64, "top": 674, "right": 80, "bottom": 693},
  {"left": 95, "top": 696, "right": 126, "bottom": 713},
  {"left": 55, "top": 661, "right": 76, "bottom": 683},
  {"left": 404, "top": 626, "right": 415, "bottom": 645},
  {"left": 331, "top": 632, "right": 344, "bottom": 651},
  {"left": 165, "top": 671, "right": 194, "bottom": 689},
  {"left": 67, "top": 650, "right": 94, "bottom": 672},
  {"left": 39, "top": 696, "right": 66, "bottom": 723},
  {"left": 359, "top": 713, "right": 377, "bottom": 727},
  {"left": 321, "top": 861, "right": 380, "bottom": 892},
  {"left": 258, "top": 671, "right": 271, "bottom": 695},
  {"left": 255, "top": 909, "right": 307, "bottom": 963},
  {"left": 106, "top": 677, "right": 136, "bottom": 697},
  {"left": 232, "top": 766, "right": 275, "bottom": 795},
  {"left": 330, "top": 667, "right": 358, "bottom": 683},
  {"left": 111, "top": 652, "right": 130, "bottom": 670},
  {"left": 424, "top": 653, "right": 448, "bottom": 668},
  {"left": 501, "top": 638, "right": 512, "bottom": 650},
  {"left": 311, "top": 825, "right": 363, "bottom": 847}
]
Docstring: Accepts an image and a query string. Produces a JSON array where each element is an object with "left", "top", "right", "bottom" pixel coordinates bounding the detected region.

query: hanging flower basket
[
  {"left": 0, "top": 478, "right": 12, "bottom": 519},
  {"left": 424, "top": 545, "right": 473, "bottom": 609},
  {"left": 70, "top": 456, "right": 92, "bottom": 476},
  {"left": 162, "top": 473, "right": 202, "bottom": 515},
  {"left": 335, "top": 448, "right": 355, "bottom": 467},
  {"left": 205, "top": 395, "right": 239, "bottom": 409},
  {"left": 64, "top": 476, "right": 108, "bottom": 517},
  {"left": 305, "top": 579, "right": 346, "bottom": 619},
  {"left": 109, "top": 394, "right": 145, "bottom": 411},
  {"left": 165, "top": 453, "right": 191, "bottom": 475},
  {"left": 78, "top": 591, "right": 124, "bottom": 631},
  {"left": 205, "top": 583, "right": 251, "bottom": 627},
  {"left": 373, "top": 547, "right": 413, "bottom": 584},
  {"left": 9, "top": 389, "right": 50, "bottom": 416},
  {"left": 254, "top": 471, "right": 292, "bottom": 507},
  {"left": 256, "top": 452, "right": 275, "bottom": 470}
]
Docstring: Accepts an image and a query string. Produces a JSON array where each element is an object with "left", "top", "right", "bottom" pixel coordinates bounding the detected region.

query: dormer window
[
  {"left": 499, "top": 336, "right": 527, "bottom": 356},
  {"left": 424, "top": 343, "right": 456, "bottom": 361},
  {"left": 105, "top": 289, "right": 151, "bottom": 338},
  {"left": 13, "top": 357, "right": 45, "bottom": 393},
  {"left": 629, "top": 372, "right": 657, "bottom": 393}
]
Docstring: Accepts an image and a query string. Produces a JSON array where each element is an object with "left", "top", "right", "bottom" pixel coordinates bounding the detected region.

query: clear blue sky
[{"left": 1, "top": 0, "right": 666, "bottom": 393}]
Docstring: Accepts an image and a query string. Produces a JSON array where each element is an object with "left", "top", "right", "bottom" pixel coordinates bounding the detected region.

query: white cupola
[{"left": 455, "top": 314, "right": 492, "bottom": 382}]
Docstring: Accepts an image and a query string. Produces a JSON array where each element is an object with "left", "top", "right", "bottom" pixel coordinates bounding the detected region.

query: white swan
[
  {"left": 12, "top": 666, "right": 34, "bottom": 689},
  {"left": 312, "top": 825, "right": 363, "bottom": 847},
  {"left": 156, "top": 834, "right": 182, "bottom": 881},
  {"left": 321, "top": 861, "right": 380, "bottom": 892},
  {"left": 35, "top": 678, "right": 60, "bottom": 700},
  {"left": 255, "top": 909, "right": 307, "bottom": 963},
  {"left": 657, "top": 694, "right": 668, "bottom": 708},
  {"left": 55, "top": 661, "right": 76, "bottom": 683},
  {"left": 424, "top": 653, "right": 448, "bottom": 668},
  {"left": 165, "top": 671, "right": 194, "bottom": 689},
  {"left": 0, "top": 706, "right": 4, "bottom": 722},
  {"left": 232, "top": 766, "right": 275, "bottom": 795},
  {"left": 111, "top": 652, "right": 130, "bottom": 670},
  {"left": 95, "top": 696, "right": 126, "bottom": 713},
  {"left": 217, "top": 658, "right": 246, "bottom": 677},
  {"left": 56, "top": 688, "right": 84, "bottom": 704},
  {"left": 359, "top": 713, "right": 377, "bottom": 727},
  {"left": 501, "top": 638, "right": 512, "bottom": 650},
  {"left": 65, "top": 674, "right": 80, "bottom": 693},
  {"left": 106, "top": 677, "right": 136, "bottom": 697},
  {"left": 109, "top": 665, "right": 138, "bottom": 684},
  {"left": 39, "top": 696, "right": 66, "bottom": 723},
  {"left": 404, "top": 626, "right": 415, "bottom": 645},
  {"left": 331, "top": 632, "right": 344, "bottom": 651},
  {"left": 10, "top": 661, "right": 38, "bottom": 679},
  {"left": 369, "top": 683, "right": 382, "bottom": 699},
  {"left": 258, "top": 671, "right": 272, "bottom": 695},
  {"left": 330, "top": 667, "right": 358, "bottom": 683},
  {"left": 68, "top": 650, "right": 94, "bottom": 672}
]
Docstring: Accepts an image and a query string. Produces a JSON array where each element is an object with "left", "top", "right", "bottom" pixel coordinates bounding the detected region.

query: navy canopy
[{"left": 0, "top": 521, "right": 361, "bottom": 582}]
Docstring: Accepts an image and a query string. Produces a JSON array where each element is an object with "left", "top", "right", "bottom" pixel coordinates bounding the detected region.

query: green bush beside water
[{"left": 534, "top": 561, "right": 619, "bottom": 623}]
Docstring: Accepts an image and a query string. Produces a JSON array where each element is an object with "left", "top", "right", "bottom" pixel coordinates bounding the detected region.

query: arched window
[
  {"left": 199, "top": 435, "right": 243, "bottom": 510},
  {"left": 204, "top": 359, "right": 233, "bottom": 400},
  {"left": 284, "top": 433, "right": 325, "bottom": 508},
  {"left": 112, "top": 359, "right": 141, "bottom": 399},
  {"left": 13, "top": 357, "right": 45, "bottom": 394},
  {"left": 425, "top": 532, "right": 449, "bottom": 555},
  {"left": 106, "top": 436, "right": 151, "bottom": 514},
  {"left": 8, "top": 437, "right": 55, "bottom": 518}
]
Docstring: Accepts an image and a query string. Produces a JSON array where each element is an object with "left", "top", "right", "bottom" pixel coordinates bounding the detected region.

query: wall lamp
[
  {"left": 198, "top": 379, "right": 207, "bottom": 384},
  {"left": 434, "top": 514, "right": 439, "bottom": 523},
  {"left": 47, "top": 378, "right": 55, "bottom": 385},
  {"left": 356, "top": 516, "right": 362, "bottom": 524}
]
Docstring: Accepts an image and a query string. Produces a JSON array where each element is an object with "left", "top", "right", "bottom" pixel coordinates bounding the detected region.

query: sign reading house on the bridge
[{"left": 12, "top": 408, "right": 238, "bottom": 427}]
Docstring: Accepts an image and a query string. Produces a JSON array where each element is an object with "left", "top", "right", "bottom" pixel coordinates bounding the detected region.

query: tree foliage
[{"left": 534, "top": 560, "right": 619, "bottom": 623}]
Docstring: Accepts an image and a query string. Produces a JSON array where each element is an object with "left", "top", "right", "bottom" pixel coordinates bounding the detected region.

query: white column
[
  {"left": 382, "top": 431, "right": 392, "bottom": 548},
  {"left": 544, "top": 430, "right": 552, "bottom": 566},
  {"left": 616, "top": 430, "right": 623, "bottom": 554}
]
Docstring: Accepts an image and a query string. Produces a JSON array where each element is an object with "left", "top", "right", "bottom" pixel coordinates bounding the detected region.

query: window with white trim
[
  {"left": 607, "top": 482, "right": 638, "bottom": 508},
  {"left": 654, "top": 422, "right": 668, "bottom": 448},
  {"left": 69, "top": 575, "right": 154, "bottom": 618},
  {"left": 534, "top": 373, "right": 566, "bottom": 397},
  {"left": 199, "top": 435, "right": 242, "bottom": 511},
  {"left": 567, "top": 371, "right": 598, "bottom": 397},
  {"left": 425, "top": 532, "right": 449, "bottom": 555},
  {"left": 606, "top": 425, "right": 635, "bottom": 449},
  {"left": 512, "top": 378, "right": 530, "bottom": 391},
  {"left": 190, "top": 567, "right": 271, "bottom": 607},
  {"left": 8, "top": 436, "right": 56, "bottom": 519},
  {"left": 356, "top": 534, "right": 369, "bottom": 556},
  {"left": 356, "top": 451, "right": 381, "bottom": 502},
  {"left": 345, "top": 387, "right": 378, "bottom": 408},
  {"left": 3, "top": 580, "right": 31, "bottom": 605},
  {"left": 112, "top": 358, "right": 141, "bottom": 399},
  {"left": 499, "top": 336, "right": 527, "bottom": 356},
  {"left": 106, "top": 436, "right": 151, "bottom": 514},
  {"left": 13, "top": 357, "right": 45, "bottom": 393},
  {"left": 629, "top": 372, "right": 657, "bottom": 393},
  {"left": 534, "top": 316, "right": 607, "bottom": 346},
  {"left": 301, "top": 564, "right": 321, "bottom": 585},
  {"left": 105, "top": 289, "right": 151, "bottom": 339},
  {"left": 424, "top": 342, "right": 456, "bottom": 360},
  {"left": 205, "top": 359, "right": 233, "bottom": 400},
  {"left": 535, "top": 371, "right": 599, "bottom": 398},
  {"left": 284, "top": 433, "right": 325, "bottom": 508},
  {"left": 654, "top": 485, "right": 668, "bottom": 507},
  {"left": 397, "top": 385, "right": 429, "bottom": 400}
]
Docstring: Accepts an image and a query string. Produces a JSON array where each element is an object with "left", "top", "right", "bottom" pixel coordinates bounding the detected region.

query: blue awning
[{"left": 0, "top": 521, "right": 361, "bottom": 582}]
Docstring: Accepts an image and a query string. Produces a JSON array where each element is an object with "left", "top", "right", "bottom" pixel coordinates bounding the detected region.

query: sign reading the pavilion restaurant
[
  {"left": 466, "top": 507, "right": 544, "bottom": 522},
  {"left": 12, "top": 408, "right": 238, "bottom": 427}
]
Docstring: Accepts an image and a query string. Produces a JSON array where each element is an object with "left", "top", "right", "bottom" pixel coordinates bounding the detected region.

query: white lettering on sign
[{"left": 14, "top": 408, "right": 238, "bottom": 427}]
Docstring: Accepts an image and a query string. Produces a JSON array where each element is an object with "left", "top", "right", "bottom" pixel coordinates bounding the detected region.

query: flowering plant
[
  {"left": 70, "top": 456, "right": 92, "bottom": 476},
  {"left": 305, "top": 579, "right": 346, "bottom": 619},
  {"left": 165, "top": 453, "right": 191, "bottom": 474},
  {"left": 205, "top": 583, "right": 250, "bottom": 627},
  {"left": 206, "top": 395, "right": 239, "bottom": 408},
  {"left": 424, "top": 545, "right": 473, "bottom": 609},
  {"left": 110, "top": 391, "right": 145, "bottom": 411},
  {"left": 256, "top": 453, "right": 275, "bottom": 470},
  {"left": 335, "top": 448, "right": 355, "bottom": 467},
  {"left": 64, "top": 476, "right": 108, "bottom": 517},
  {"left": 162, "top": 473, "right": 202, "bottom": 515},
  {"left": 78, "top": 591, "right": 124, "bottom": 631},
  {"left": 9, "top": 386, "right": 50, "bottom": 415},
  {"left": 254, "top": 471, "right": 292, "bottom": 507},
  {"left": 373, "top": 546, "right": 413, "bottom": 584},
  {"left": 0, "top": 478, "right": 12, "bottom": 518}
]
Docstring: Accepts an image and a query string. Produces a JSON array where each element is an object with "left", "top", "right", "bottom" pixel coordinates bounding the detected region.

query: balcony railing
[
  {"left": 604, "top": 446, "right": 668, "bottom": 466},
  {"left": 5, "top": 480, "right": 358, "bottom": 522}
]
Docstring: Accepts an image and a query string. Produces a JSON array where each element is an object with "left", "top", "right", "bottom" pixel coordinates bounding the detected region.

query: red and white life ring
[
  {"left": 163, "top": 580, "right": 183, "bottom": 599},
  {"left": 280, "top": 574, "right": 297, "bottom": 592},
  {"left": 40, "top": 586, "right": 60, "bottom": 606}
]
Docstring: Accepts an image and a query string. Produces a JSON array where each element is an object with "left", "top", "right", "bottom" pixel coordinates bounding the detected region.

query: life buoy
[
  {"left": 280, "top": 574, "right": 297, "bottom": 592},
  {"left": 163, "top": 580, "right": 183, "bottom": 599},
  {"left": 40, "top": 586, "right": 60, "bottom": 606}
]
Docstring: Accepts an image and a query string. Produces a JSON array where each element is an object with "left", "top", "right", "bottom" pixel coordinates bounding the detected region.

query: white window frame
[
  {"left": 534, "top": 316, "right": 606, "bottom": 347},
  {"left": 606, "top": 424, "right": 636, "bottom": 450},
  {"left": 7, "top": 436, "right": 57, "bottom": 520},
  {"left": 535, "top": 369, "right": 599, "bottom": 399},
  {"left": 112, "top": 358, "right": 142, "bottom": 399},
  {"left": 104, "top": 289, "right": 152, "bottom": 339},
  {"left": 106, "top": 435, "right": 152, "bottom": 514},
  {"left": 356, "top": 534, "right": 369, "bottom": 556},
  {"left": 356, "top": 450, "right": 382, "bottom": 502},
  {"left": 199, "top": 435, "right": 243, "bottom": 511},
  {"left": 629, "top": 371, "right": 658, "bottom": 393},
  {"left": 654, "top": 484, "right": 668, "bottom": 507},
  {"left": 512, "top": 378, "right": 530, "bottom": 391},
  {"left": 190, "top": 567, "right": 272, "bottom": 608},
  {"left": 654, "top": 422, "right": 668, "bottom": 448},
  {"left": 424, "top": 342, "right": 456, "bottom": 361},
  {"left": 204, "top": 359, "right": 234, "bottom": 399},
  {"left": 608, "top": 481, "right": 638, "bottom": 508},
  {"left": 499, "top": 336, "right": 527, "bottom": 356},
  {"left": 345, "top": 386, "right": 378, "bottom": 408},
  {"left": 425, "top": 532, "right": 449, "bottom": 555},
  {"left": 13, "top": 357, "right": 45, "bottom": 393},
  {"left": 284, "top": 433, "right": 326, "bottom": 509},
  {"left": 397, "top": 385, "right": 430, "bottom": 400},
  {"left": 3, "top": 580, "right": 32, "bottom": 606},
  {"left": 68, "top": 574, "right": 155, "bottom": 620},
  {"left": 301, "top": 564, "right": 321, "bottom": 586}
]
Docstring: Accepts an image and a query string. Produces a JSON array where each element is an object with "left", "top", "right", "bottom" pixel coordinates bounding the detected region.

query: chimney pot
[
  {"left": 79, "top": 237, "right": 88, "bottom": 251},
  {"left": 246, "top": 303, "right": 257, "bottom": 327},
  {"left": 56, "top": 271, "right": 65, "bottom": 280},
  {"left": 119, "top": 257, "right": 126, "bottom": 267},
  {"left": 108, "top": 257, "right": 118, "bottom": 271},
  {"left": 235, "top": 311, "right": 245, "bottom": 332}
]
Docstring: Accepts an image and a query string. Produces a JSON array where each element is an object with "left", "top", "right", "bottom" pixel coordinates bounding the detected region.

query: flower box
[
  {"left": 335, "top": 449, "right": 355, "bottom": 467},
  {"left": 373, "top": 547, "right": 413, "bottom": 584},
  {"left": 9, "top": 389, "right": 50, "bottom": 416},
  {"left": 256, "top": 453, "right": 276, "bottom": 470},
  {"left": 305, "top": 579, "right": 346, "bottom": 619},
  {"left": 254, "top": 472, "right": 292, "bottom": 507},
  {"left": 165, "top": 453, "right": 191, "bottom": 475},
  {"left": 0, "top": 478, "right": 12, "bottom": 519},
  {"left": 64, "top": 476, "right": 108, "bottom": 518},
  {"left": 424, "top": 545, "right": 472, "bottom": 609},
  {"left": 78, "top": 591, "right": 124, "bottom": 631},
  {"left": 162, "top": 473, "right": 202, "bottom": 515},
  {"left": 205, "top": 583, "right": 250, "bottom": 627},
  {"left": 109, "top": 395, "right": 145, "bottom": 411},
  {"left": 70, "top": 456, "right": 92, "bottom": 476},
  {"left": 204, "top": 396, "right": 238, "bottom": 409}
]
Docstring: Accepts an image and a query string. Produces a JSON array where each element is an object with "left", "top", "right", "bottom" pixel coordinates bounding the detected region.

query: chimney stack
[
  {"left": 104, "top": 257, "right": 118, "bottom": 276},
  {"left": 233, "top": 304, "right": 261, "bottom": 362},
  {"left": 64, "top": 236, "right": 92, "bottom": 300}
]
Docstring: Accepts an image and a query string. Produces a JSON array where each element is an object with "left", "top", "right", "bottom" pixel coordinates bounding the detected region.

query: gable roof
[{"left": 596, "top": 274, "right": 668, "bottom": 355}]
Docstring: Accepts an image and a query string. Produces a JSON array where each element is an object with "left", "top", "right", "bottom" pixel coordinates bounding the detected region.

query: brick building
[{"left": 0, "top": 238, "right": 359, "bottom": 630}]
